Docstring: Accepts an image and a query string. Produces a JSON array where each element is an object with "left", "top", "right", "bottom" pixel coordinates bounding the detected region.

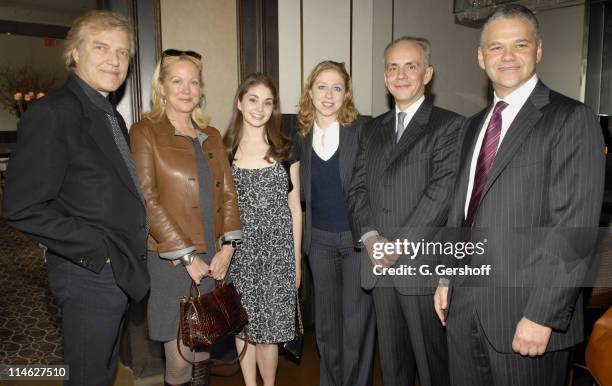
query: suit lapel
[
  {"left": 339, "top": 124, "right": 356, "bottom": 192},
  {"left": 387, "top": 102, "right": 431, "bottom": 166},
  {"left": 453, "top": 111, "right": 488, "bottom": 225},
  {"left": 85, "top": 112, "right": 143, "bottom": 204},
  {"left": 378, "top": 110, "right": 396, "bottom": 163},
  {"left": 303, "top": 129, "right": 313, "bottom": 204},
  {"left": 481, "top": 83, "right": 548, "bottom": 199},
  {"left": 67, "top": 80, "right": 144, "bottom": 205}
]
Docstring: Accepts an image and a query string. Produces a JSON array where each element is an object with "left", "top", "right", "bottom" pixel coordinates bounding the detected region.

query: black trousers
[
  {"left": 308, "top": 228, "right": 376, "bottom": 386},
  {"left": 446, "top": 287, "right": 570, "bottom": 386},
  {"left": 47, "top": 260, "right": 128, "bottom": 386},
  {"left": 372, "top": 286, "right": 449, "bottom": 386}
]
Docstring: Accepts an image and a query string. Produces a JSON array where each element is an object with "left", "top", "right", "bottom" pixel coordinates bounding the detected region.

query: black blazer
[
  {"left": 348, "top": 102, "right": 464, "bottom": 295},
  {"left": 446, "top": 82, "right": 605, "bottom": 352},
  {"left": 296, "top": 119, "right": 366, "bottom": 255},
  {"left": 2, "top": 75, "right": 149, "bottom": 301}
]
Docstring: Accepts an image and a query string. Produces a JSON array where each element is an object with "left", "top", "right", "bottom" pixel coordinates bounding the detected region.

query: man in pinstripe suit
[
  {"left": 348, "top": 36, "right": 464, "bottom": 386},
  {"left": 433, "top": 4, "right": 605, "bottom": 386}
]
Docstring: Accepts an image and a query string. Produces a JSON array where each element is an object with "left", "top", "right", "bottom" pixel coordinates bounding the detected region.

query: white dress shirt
[
  {"left": 312, "top": 121, "right": 340, "bottom": 161},
  {"left": 464, "top": 74, "right": 539, "bottom": 217}
]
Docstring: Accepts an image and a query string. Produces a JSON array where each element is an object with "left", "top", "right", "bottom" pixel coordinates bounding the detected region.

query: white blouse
[{"left": 312, "top": 121, "right": 340, "bottom": 161}]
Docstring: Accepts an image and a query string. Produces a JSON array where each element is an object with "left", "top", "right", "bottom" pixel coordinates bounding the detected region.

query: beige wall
[
  {"left": 278, "top": 0, "right": 354, "bottom": 115},
  {"left": 275, "top": 0, "right": 486, "bottom": 117},
  {"left": 303, "top": 0, "right": 351, "bottom": 85},
  {"left": 160, "top": 0, "right": 238, "bottom": 133},
  {"left": 351, "top": 0, "right": 374, "bottom": 115},
  {"left": 278, "top": 0, "right": 302, "bottom": 114},
  {"left": 393, "top": 0, "right": 488, "bottom": 117},
  {"left": 392, "top": 2, "right": 586, "bottom": 116},
  {"left": 370, "top": 0, "right": 393, "bottom": 116},
  {"left": 537, "top": 4, "right": 586, "bottom": 101},
  {"left": 277, "top": 0, "right": 393, "bottom": 116}
]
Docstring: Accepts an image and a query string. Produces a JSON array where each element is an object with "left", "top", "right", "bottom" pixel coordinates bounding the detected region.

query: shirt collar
[
  {"left": 71, "top": 73, "right": 115, "bottom": 115},
  {"left": 313, "top": 121, "right": 340, "bottom": 134},
  {"left": 395, "top": 95, "right": 425, "bottom": 119},
  {"left": 170, "top": 118, "right": 209, "bottom": 145},
  {"left": 493, "top": 74, "right": 538, "bottom": 108}
]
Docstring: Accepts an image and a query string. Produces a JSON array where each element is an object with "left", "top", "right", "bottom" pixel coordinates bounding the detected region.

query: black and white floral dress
[{"left": 229, "top": 162, "right": 296, "bottom": 343}]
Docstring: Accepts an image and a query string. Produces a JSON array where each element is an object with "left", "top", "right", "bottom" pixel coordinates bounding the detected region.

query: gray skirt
[{"left": 147, "top": 250, "right": 215, "bottom": 342}]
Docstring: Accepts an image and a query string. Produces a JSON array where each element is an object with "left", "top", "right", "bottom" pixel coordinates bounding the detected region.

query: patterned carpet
[
  {"left": 0, "top": 218, "right": 64, "bottom": 364},
  {"left": 0, "top": 219, "right": 603, "bottom": 385}
]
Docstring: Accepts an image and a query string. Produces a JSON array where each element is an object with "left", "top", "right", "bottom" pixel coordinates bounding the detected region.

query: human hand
[
  {"left": 208, "top": 245, "right": 233, "bottom": 280},
  {"left": 379, "top": 237, "right": 400, "bottom": 268},
  {"left": 434, "top": 286, "right": 449, "bottom": 326},
  {"left": 512, "top": 317, "right": 552, "bottom": 357},
  {"left": 366, "top": 236, "right": 399, "bottom": 268},
  {"left": 363, "top": 235, "right": 384, "bottom": 267},
  {"left": 185, "top": 256, "right": 209, "bottom": 284}
]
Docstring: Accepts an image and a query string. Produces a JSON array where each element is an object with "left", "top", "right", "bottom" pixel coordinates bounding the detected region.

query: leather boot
[{"left": 191, "top": 362, "right": 210, "bottom": 386}]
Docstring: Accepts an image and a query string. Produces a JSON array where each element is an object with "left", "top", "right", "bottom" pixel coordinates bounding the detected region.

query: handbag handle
[
  {"left": 188, "top": 279, "right": 227, "bottom": 299},
  {"left": 189, "top": 278, "right": 230, "bottom": 299},
  {"left": 189, "top": 280, "right": 201, "bottom": 298}
]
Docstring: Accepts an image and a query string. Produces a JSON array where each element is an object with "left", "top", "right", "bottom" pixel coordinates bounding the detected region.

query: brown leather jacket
[{"left": 130, "top": 116, "right": 242, "bottom": 255}]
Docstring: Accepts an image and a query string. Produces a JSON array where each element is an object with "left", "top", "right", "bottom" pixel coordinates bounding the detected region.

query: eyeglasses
[{"left": 161, "top": 49, "right": 202, "bottom": 60}]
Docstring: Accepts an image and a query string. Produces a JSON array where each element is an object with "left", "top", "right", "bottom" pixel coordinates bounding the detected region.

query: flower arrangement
[
  {"left": 13, "top": 91, "right": 46, "bottom": 117},
  {"left": 0, "top": 65, "right": 57, "bottom": 118}
]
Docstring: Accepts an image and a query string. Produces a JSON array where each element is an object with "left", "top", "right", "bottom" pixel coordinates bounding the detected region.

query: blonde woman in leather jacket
[{"left": 130, "top": 49, "right": 242, "bottom": 386}]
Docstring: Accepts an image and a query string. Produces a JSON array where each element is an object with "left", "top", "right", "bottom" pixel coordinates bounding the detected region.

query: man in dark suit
[
  {"left": 348, "top": 36, "right": 464, "bottom": 386},
  {"left": 434, "top": 4, "right": 605, "bottom": 386},
  {"left": 2, "top": 10, "right": 148, "bottom": 386}
]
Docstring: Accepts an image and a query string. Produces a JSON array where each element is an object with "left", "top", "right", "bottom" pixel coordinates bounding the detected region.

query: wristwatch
[
  {"left": 180, "top": 250, "right": 198, "bottom": 266},
  {"left": 221, "top": 239, "right": 241, "bottom": 249}
]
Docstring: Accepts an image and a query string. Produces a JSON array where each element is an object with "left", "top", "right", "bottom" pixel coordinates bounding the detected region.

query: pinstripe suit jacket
[
  {"left": 348, "top": 102, "right": 464, "bottom": 295},
  {"left": 297, "top": 119, "right": 366, "bottom": 255},
  {"left": 446, "top": 82, "right": 605, "bottom": 352}
]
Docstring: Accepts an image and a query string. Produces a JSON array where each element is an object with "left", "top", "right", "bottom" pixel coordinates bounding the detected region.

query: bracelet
[
  {"left": 221, "top": 239, "right": 241, "bottom": 249},
  {"left": 180, "top": 251, "right": 198, "bottom": 266}
]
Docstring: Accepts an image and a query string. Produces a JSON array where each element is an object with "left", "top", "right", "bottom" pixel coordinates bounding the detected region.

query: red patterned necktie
[{"left": 466, "top": 101, "right": 508, "bottom": 227}]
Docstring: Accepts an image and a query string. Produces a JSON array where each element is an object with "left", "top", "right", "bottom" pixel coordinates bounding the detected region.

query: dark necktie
[
  {"left": 396, "top": 111, "right": 407, "bottom": 143},
  {"left": 466, "top": 101, "right": 508, "bottom": 226},
  {"left": 106, "top": 113, "right": 149, "bottom": 233}
]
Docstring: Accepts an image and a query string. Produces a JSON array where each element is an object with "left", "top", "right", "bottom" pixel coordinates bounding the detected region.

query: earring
[{"left": 162, "top": 96, "right": 166, "bottom": 105}]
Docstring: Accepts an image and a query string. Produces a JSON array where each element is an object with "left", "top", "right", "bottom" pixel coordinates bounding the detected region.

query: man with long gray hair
[{"left": 3, "top": 10, "right": 149, "bottom": 386}]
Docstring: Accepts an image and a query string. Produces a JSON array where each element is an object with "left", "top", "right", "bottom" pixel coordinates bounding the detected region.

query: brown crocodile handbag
[{"left": 177, "top": 280, "right": 249, "bottom": 364}]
